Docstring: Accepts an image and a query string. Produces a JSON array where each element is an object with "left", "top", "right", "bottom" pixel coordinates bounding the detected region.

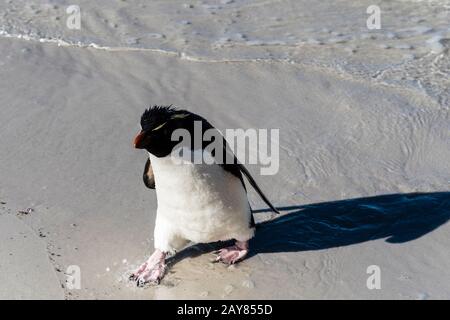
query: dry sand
[{"left": 0, "top": 0, "right": 449, "bottom": 299}]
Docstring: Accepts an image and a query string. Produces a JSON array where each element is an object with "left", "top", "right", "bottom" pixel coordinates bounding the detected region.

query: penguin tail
[{"left": 238, "top": 163, "right": 280, "bottom": 215}]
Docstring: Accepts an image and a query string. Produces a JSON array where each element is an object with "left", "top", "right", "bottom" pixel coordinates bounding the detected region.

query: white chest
[
  {"left": 150, "top": 152, "right": 246, "bottom": 212},
  {"left": 149, "top": 151, "right": 252, "bottom": 243}
]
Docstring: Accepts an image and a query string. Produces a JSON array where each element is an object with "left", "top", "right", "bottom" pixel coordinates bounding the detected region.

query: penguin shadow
[
  {"left": 249, "top": 191, "right": 450, "bottom": 257},
  {"left": 166, "top": 192, "right": 450, "bottom": 265}
]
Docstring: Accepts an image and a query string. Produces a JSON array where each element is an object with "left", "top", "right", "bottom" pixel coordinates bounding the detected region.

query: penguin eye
[{"left": 152, "top": 122, "right": 167, "bottom": 131}]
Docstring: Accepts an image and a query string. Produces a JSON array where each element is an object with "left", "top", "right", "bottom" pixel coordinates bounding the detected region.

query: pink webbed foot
[
  {"left": 129, "top": 249, "right": 167, "bottom": 286},
  {"left": 215, "top": 240, "right": 249, "bottom": 264}
]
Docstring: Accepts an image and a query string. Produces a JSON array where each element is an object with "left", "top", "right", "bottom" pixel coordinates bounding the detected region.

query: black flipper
[
  {"left": 237, "top": 162, "right": 280, "bottom": 215},
  {"left": 221, "top": 160, "right": 280, "bottom": 216},
  {"left": 219, "top": 136, "right": 280, "bottom": 215},
  {"left": 143, "top": 158, "right": 156, "bottom": 189}
]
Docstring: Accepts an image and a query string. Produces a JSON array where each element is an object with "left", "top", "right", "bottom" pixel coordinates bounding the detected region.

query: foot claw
[
  {"left": 132, "top": 264, "right": 165, "bottom": 286},
  {"left": 215, "top": 244, "right": 248, "bottom": 265},
  {"left": 129, "top": 250, "right": 166, "bottom": 287}
]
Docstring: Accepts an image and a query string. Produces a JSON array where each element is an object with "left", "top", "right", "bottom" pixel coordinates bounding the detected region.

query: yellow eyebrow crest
[
  {"left": 152, "top": 122, "right": 167, "bottom": 131},
  {"left": 171, "top": 113, "right": 189, "bottom": 119}
]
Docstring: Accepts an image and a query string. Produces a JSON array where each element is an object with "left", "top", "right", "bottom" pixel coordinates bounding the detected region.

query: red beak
[{"left": 133, "top": 131, "right": 146, "bottom": 149}]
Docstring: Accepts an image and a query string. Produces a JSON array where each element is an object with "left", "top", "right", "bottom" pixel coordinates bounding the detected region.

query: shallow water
[{"left": 1, "top": 0, "right": 449, "bottom": 105}]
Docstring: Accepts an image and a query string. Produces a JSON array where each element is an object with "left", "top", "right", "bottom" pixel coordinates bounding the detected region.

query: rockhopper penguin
[{"left": 130, "top": 106, "right": 279, "bottom": 286}]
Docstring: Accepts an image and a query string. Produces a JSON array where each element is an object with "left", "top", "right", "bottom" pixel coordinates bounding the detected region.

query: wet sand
[{"left": 0, "top": 0, "right": 450, "bottom": 299}]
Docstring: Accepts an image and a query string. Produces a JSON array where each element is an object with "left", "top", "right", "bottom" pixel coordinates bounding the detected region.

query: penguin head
[{"left": 134, "top": 105, "right": 192, "bottom": 157}]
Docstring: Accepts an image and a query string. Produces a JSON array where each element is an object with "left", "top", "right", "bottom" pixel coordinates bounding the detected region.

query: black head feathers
[
  {"left": 140, "top": 105, "right": 177, "bottom": 131},
  {"left": 136, "top": 105, "right": 196, "bottom": 156}
]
